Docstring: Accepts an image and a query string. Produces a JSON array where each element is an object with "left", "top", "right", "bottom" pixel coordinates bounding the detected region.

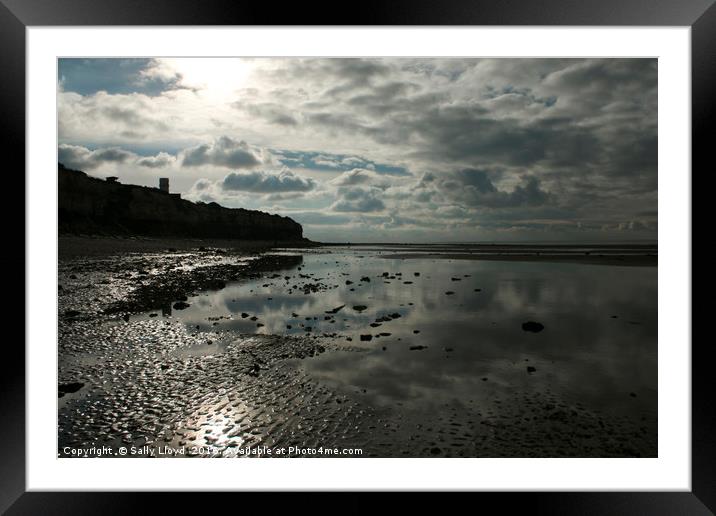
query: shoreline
[
  {"left": 58, "top": 235, "right": 318, "bottom": 259},
  {"left": 379, "top": 252, "right": 657, "bottom": 267}
]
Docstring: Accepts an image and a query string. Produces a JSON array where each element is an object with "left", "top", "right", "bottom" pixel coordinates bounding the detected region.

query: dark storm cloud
[
  {"left": 58, "top": 58, "right": 184, "bottom": 96},
  {"left": 333, "top": 103, "right": 604, "bottom": 170},
  {"left": 221, "top": 169, "right": 316, "bottom": 193},
  {"left": 182, "top": 137, "right": 265, "bottom": 169},
  {"left": 292, "top": 58, "right": 655, "bottom": 191}
]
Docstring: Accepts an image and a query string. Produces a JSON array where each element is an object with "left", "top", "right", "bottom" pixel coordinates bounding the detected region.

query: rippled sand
[{"left": 58, "top": 242, "right": 656, "bottom": 458}]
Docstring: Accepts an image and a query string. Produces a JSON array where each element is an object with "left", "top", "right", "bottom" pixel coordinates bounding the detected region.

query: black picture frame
[{"left": 2, "top": 0, "right": 708, "bottom": 513}]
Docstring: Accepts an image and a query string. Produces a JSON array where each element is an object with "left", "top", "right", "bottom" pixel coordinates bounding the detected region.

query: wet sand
[{"left": 58, "top": 238, "right": 657, "bottom": 458}]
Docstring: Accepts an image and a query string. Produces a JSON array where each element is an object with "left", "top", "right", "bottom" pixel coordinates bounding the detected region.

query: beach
[{"left": 58, "top": 237, "right": 657, "bottom": 458}]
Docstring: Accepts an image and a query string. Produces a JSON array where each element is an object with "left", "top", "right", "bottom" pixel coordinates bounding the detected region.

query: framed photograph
[{"left": 4, "top": 0, "right": 708, "bottom": 512}]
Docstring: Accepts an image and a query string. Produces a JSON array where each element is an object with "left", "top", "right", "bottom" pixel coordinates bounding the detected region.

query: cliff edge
[{"left": 58, "top": 163, "right": 304, "bottom": 241}]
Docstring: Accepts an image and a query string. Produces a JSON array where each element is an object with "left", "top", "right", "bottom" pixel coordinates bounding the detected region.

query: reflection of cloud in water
[{"left": 142, "top": 248, "right": 657, "bottom": 423}]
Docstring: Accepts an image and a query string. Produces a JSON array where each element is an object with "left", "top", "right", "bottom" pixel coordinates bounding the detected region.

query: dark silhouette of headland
[{"left": 58, "top": 163, "right": 305, "bottom": 241}]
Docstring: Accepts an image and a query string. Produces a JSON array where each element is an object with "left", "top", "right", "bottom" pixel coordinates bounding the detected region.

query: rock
[
  {"left": 390, "top": 313, "right": 401, "bottom": 319},
  {"left": 241, "top": 313, "right": 249, "bottom": 318},
  {"left": 64, "top": 310, "right": 81, "bottom": 318},
  {"left": 474, "top": 288, "right": 482, "bottom": 292},
  {"left": 430, "top": 447, "right": 441, "bottom": 455},
  {"left": 521, "top": 321, "right": 544, "bottom": 333},
  {"left": 451, "top": 277, "right": 461, "bottom": 281},
  {"left": 173, "top": 301, "right": 190, "bottom": 310},
  {"left": 527, "top": 366, "right": 537, "bottom": 374},
  {"left": 250, "top": 316, "right": 258, "bottom": 321},
  {"left": 370, "top": 323, "right": 382, "bottom": 328},
  {"left": 409, "top": 345, "right": 427, "bottom": 351},
  {"left": 413, "top": 330, "right": 420, "bottom": 334},
  {"left": 414, "top": 272, "right": 420, "bottom": 276},
  {"left": 58, "top": 382, "right": 84, "bottom": 398},
  {"left": 325, "top": 305, "right": 346, "bottom": 314},
  {"left": 445, "top": 291, "right": 455, "bottom": 295},
  {"left": 379, "top": 332, "right": 392, "bottom": 337},
  {"left": 360, "top": 276, "right": 370, "bottom": 282},
  {"left": 352, "top": 305, "right": 368, "bottom": 312},
  {"left": 360, "top": 334, "right": 373, "bottom": 341}
]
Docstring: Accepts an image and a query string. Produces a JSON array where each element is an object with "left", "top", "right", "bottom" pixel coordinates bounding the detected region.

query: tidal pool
[{"left": 133, "top": 246, "right": 657, "bottom": 433}]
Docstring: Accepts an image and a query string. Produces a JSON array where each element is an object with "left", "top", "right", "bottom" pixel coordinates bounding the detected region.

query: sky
[{"left": 57, "top": 58, "right": 657, "bottom": 243}]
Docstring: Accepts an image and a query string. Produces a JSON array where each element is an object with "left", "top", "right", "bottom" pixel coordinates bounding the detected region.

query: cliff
[{"left": 58, "top": 163, "right": 304, "bottom": 241}]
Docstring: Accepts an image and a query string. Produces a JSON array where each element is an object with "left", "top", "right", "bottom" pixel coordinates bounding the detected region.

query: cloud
[
  {"left": 57, "top": 58, "right": 658, "bottom": 242},
  {"left": 58, "top": 90, "right": 171, "bottom": 142},
  {"left": 451, "top": 169, "right": 550, "bottom": 208},
  {"left": 332, "top": 187, "right": 386, "bottom": 212},
  {"left": 221, "top": 168, "right": 316, "bottom": 193},
  {"left": 137, "top": 152, "right": 176, "bottom": 168},
  {"left": 58, "top": 144, "right": 135, "bottom": 170},
  {"left": 232, "top": 101, "right": 299, "bottom": 126},
  {"left": 285, "top": 211, "right": 353, "bottom": 226},
  {"left": 331, "top": 169, "right": 374, "bottom": 186},
  {"left": 59, "top": 144, "right": 177, "bottom": 174},
  {"left": 330, "top": 168, "right": 396, "bottom": 189},
  {"left": 182, "top": 136, "right": 269, "bottom": 169}
]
